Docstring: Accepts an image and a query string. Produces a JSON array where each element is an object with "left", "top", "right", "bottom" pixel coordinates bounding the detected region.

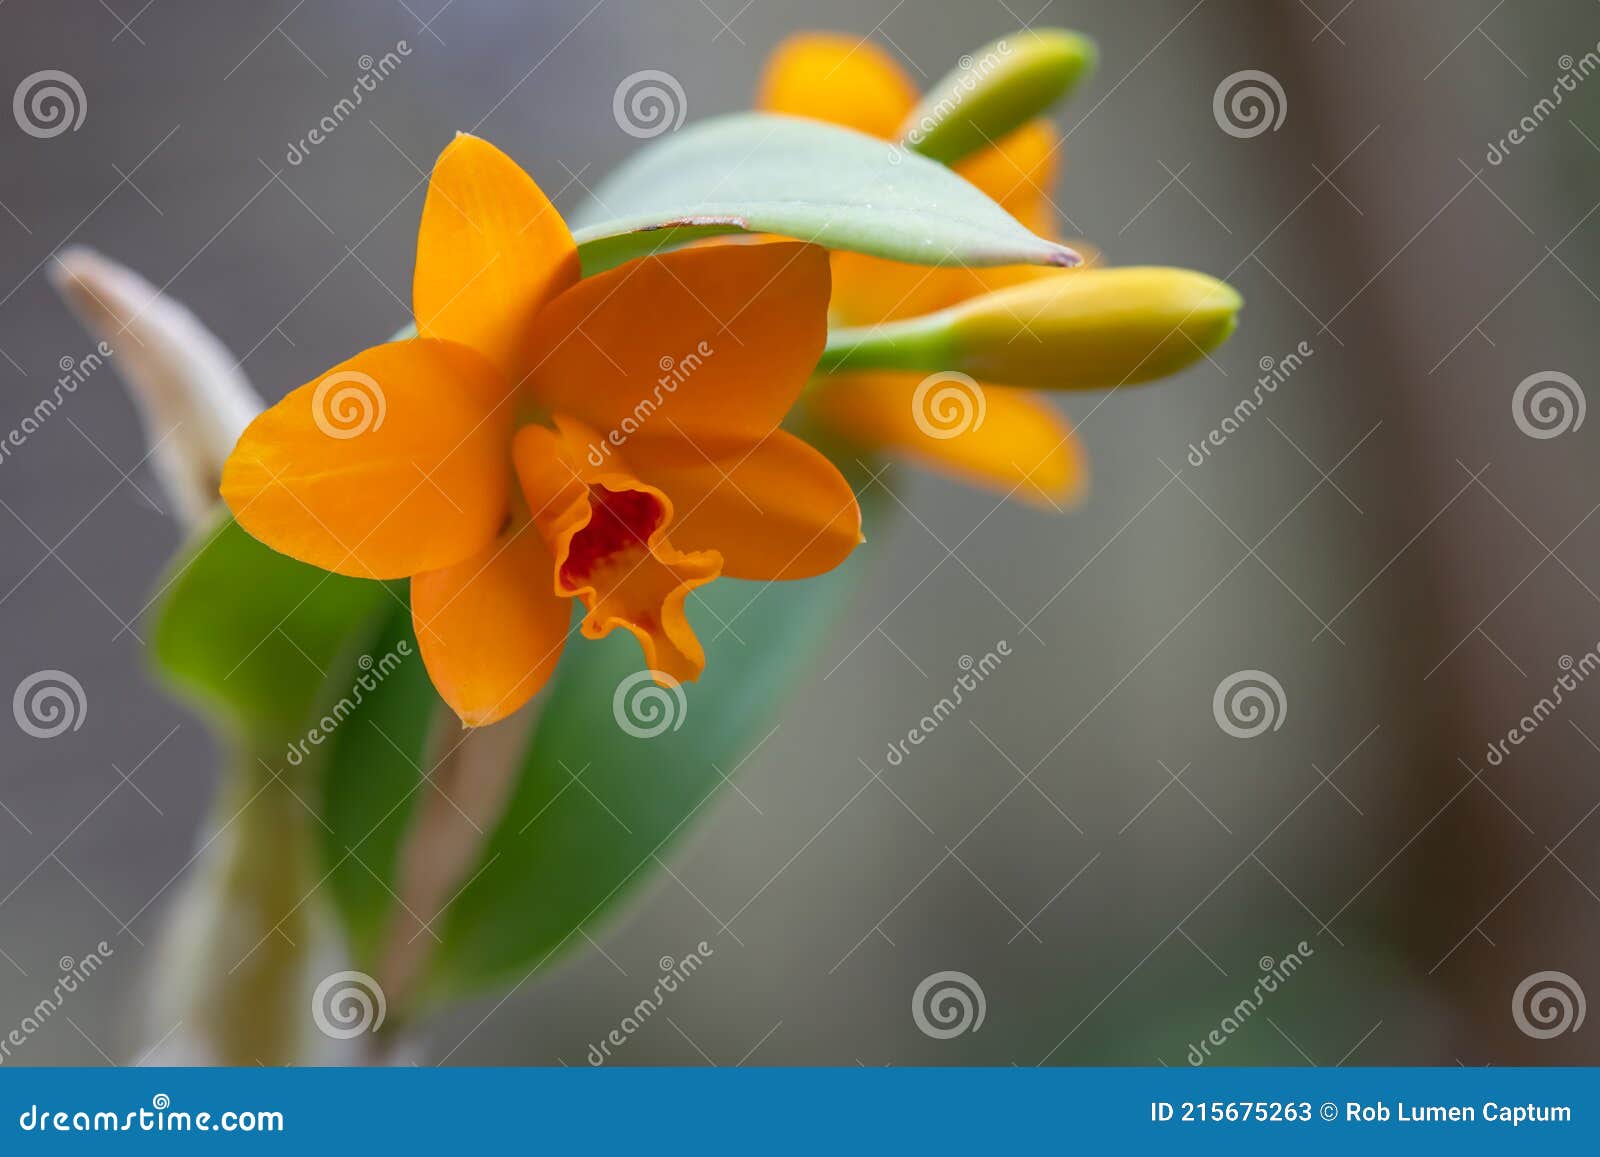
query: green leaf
[
  {"left": 901, "top": 30, "right": 1096, "bottom": 165},
  {"left": 317, "top": 604, "right": 439, "bottom": 969},
  {"left": 151, "top": 514, "right": 389, "bottom": 747},
  {"left": 419, "top": 528, "right": 875, "bottom": 1001},
  {"left": 153, "top": 499, "right": 876, "bottom": 1007},
  {"left": 153, "top": 534, "right": 440, "bottom": 980},
  {"left": 148, "top": 515, "right": 407, "bottom": 1063},
  {"left": 571, "top": 113, "right": 1078, "bottom": 275}
]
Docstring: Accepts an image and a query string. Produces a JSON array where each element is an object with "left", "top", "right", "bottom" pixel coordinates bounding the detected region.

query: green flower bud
[{"left": 899, "top": 30, "right": 1097, "bottom": 165}]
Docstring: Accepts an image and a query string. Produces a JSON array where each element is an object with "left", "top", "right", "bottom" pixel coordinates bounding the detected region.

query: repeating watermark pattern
[
  {"left": 13, "top": 70, "right": 86, "bottom": 139},
  {"left": 586, "top": 341, "right": 714, "bottom": 466},
  {"left": 0, "top": 941, "right": 114, "bottom": 1065},
  {"left": 1186, "top": 340, "right": 1313, "bottom": 466},
  {"left": 285, "top": 42, "right": 411, "bottom": 165},
  {"left": 311, "top": 970, "right": 386, "bottom": 1040},
  {"left": 911, "top": 371, "right": 987, "bottom": 440},
  {"left": 912, "top": 970, "right": 986, "bottom": 1039},
  {"left": 284, "top": 642, "right": 411, "bottom": 767},
  {"left": 1486, "top": 46, "right": 1600, "bottom": 165},
  {"left": 1185, "top": 942, "right": 1315, "bottom": 1064},
  {"left": 311, "top": 370, "right": 386, "bottom": 439},
  {"left": 613, "top": 669, "right": 687, "bottom": 739},
  {"left": 612, "top": 69, "right": 686, "bottom": 138},
  {"left": 1512, "top": 970, "right": 1585, "bottom": 1039},
  {"left": 885, "top": 642, "right": 1011, "bottom": 767},
  {"left": 1484, "top": 648, "right": 1600, "bottom": 767},
  {"left": 1212, "top": 669, "right": 1286, "bottom": 739},
  {"left": 586, "top": 941, "right": 714, "bottom": 1064},
  {"left": 0, "top": 342, "right": 113, "bottom": 467},
  {"left": 889, "top": 40, "right": 1015, "bottom": 164},
  {"left": 1511, "top": 370, "right": 1584, "bottom": 439},
  {"left": 1212, "top": 69, "right": 1286, "bottom": 139},
  {"left": 15, "top": 5, "right": 1600, "bottom": 1079},
  {"left": 13, "top": 669, "right": 87, "bottom": 739}
]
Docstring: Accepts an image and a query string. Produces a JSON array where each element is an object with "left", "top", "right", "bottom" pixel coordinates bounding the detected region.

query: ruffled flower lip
[
  {"left": 546, "top": 476, "right": 722, "bottom": 684},
  {"left": 559, "top": 485, "right": 664, "bottom": 590}
]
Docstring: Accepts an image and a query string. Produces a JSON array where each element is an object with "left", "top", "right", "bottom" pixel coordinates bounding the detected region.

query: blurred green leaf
[
  {"left": 572, "top": 113, "right": 1078, "bottom": 274},
  {"left": 148, "top": 515, "right": 408, "bottom": 1062},
  {"left": 318, "top": 604, "right": 439, "bottom": 969},
  {"left": 420, "top": 534, "right": 874, "bottom": 1001},
  {"left": 151, "top": 514, "right": 389, "bottom": 747},
  {"left": 154, "top": 496, "right": 876, "bottom": 1010}
]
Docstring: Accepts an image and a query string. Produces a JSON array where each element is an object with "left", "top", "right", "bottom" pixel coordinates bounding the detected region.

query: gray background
[{"left": 2, "top": 0, "right": 1599, "bottom": 1065}]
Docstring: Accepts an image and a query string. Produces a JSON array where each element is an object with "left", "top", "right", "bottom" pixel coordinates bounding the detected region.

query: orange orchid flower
[
  {"left": 757, "top": 33, "right": 1090, "bottom": 508},
  {"left": 221, "top": 134, "right": 862, "bottom": 727}
]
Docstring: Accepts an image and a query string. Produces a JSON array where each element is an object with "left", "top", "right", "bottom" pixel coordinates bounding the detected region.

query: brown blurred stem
[{"left": 375, "top": 701, "right": 540, "bottom": 1018}]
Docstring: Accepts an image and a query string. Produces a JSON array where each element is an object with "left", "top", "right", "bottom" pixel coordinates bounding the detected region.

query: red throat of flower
[{"left": 554, "top": 482, "right": 721, "bottom": 683}]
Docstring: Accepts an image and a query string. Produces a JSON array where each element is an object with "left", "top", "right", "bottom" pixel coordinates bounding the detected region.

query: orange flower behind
[
  {"left": 756, "top": 33, "right": 1089, "bottom": 508},
  {"left": 222, "top": 134, "right": 862, "bottom": 727},
  {"left": 759, "top": 33, "right": 1074, "bottom": 327}
]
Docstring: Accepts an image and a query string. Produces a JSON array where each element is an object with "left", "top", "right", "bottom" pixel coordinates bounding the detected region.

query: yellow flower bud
[{"left": 820, "top": 267, "right": 1242, "bottom": 391}]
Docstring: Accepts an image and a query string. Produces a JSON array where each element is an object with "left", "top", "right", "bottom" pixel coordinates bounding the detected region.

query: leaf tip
[{"left": 1045, "top": 242, "right": 1083, "bottom": 268}]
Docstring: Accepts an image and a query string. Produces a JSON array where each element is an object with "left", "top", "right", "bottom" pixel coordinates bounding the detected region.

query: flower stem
[{"left": 816, "top": 313, "right": 956, "bottom": 376}]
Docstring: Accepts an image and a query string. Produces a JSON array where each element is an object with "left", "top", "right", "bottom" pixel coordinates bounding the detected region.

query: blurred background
[{"left": 3, "top": 0, "right": 1599, "bottom": 1065}]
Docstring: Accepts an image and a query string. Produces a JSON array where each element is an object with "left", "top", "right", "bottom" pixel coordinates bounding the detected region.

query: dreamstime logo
[
  {"left": 285, "top": 41, "right": 411, "bottom": 165},
  {"left": 16, "top": 1093, "right": 282, "bottom": 1133},
  {"left": 1512, "top": 970, "right": 1585, "bottom": 1039},
  {"left": 586, "top": 940, "right": 715, "bottom": 1064},
  {"left": 613, "top": 70, "right": 686, "bottom": 139},
  {"left": 284, "top": 641, "right": 411, "bottom": 767},
  {"left": 13, "top": 669, "right": 86, "bottom": 739},
  {"left": 312, "top": 370, "right": 386, "bottom": 439},
  {"left": 1212, "top": 70, "right": 1286, "bottom": 139},
  {"left": 1512, "top": 370, "right": 1584, "bottom": 439},
  {"left": 1212, "top": 670, "right": 1286, "bottom": 739},
  {"left": 586, "top": 340, "right": 714, "bottom": 466},
  {"left": 911, "top": 371, "right": 986, "bottom": 440},
  {"left": 1186, "top": 941, "right": 1315, "bottom": 1064},
  {"left": 13, "top": 70, "right": 86, "bottom": 139},
  {"left": 889, "top": 39, "right": 1015, "bottom": 165},
  {"left": 1487, "top": 45, "right": 1600, "bottom": 166},
  {"left": 912, "top": 970, "right": 986, "bottom": 1039},
  {"left": 0, "top": 939, "right": 114, "bottom": 1065},
  {"left": 885, "top": 642, "right": 1011, "bottom": 767},
  {"left": 1484, "top": 647, "right": 1600, "bottom": 767},
  {"left": 311, "top": 970, "right": 386, "bottom": 1039},
  {"left": 613, "top": 669, "right": 686, "bottom": 738},
  {"left": 1186, "top": 340, "right": 1313, "bottom": 466},
  {"left": 0, "top": 341, "right": 113, "bottom": 468}
]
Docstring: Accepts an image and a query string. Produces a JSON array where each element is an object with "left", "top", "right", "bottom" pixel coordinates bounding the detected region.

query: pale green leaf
[{"left": 571, "top": 113, "right": 1078, "bottom": 274}]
